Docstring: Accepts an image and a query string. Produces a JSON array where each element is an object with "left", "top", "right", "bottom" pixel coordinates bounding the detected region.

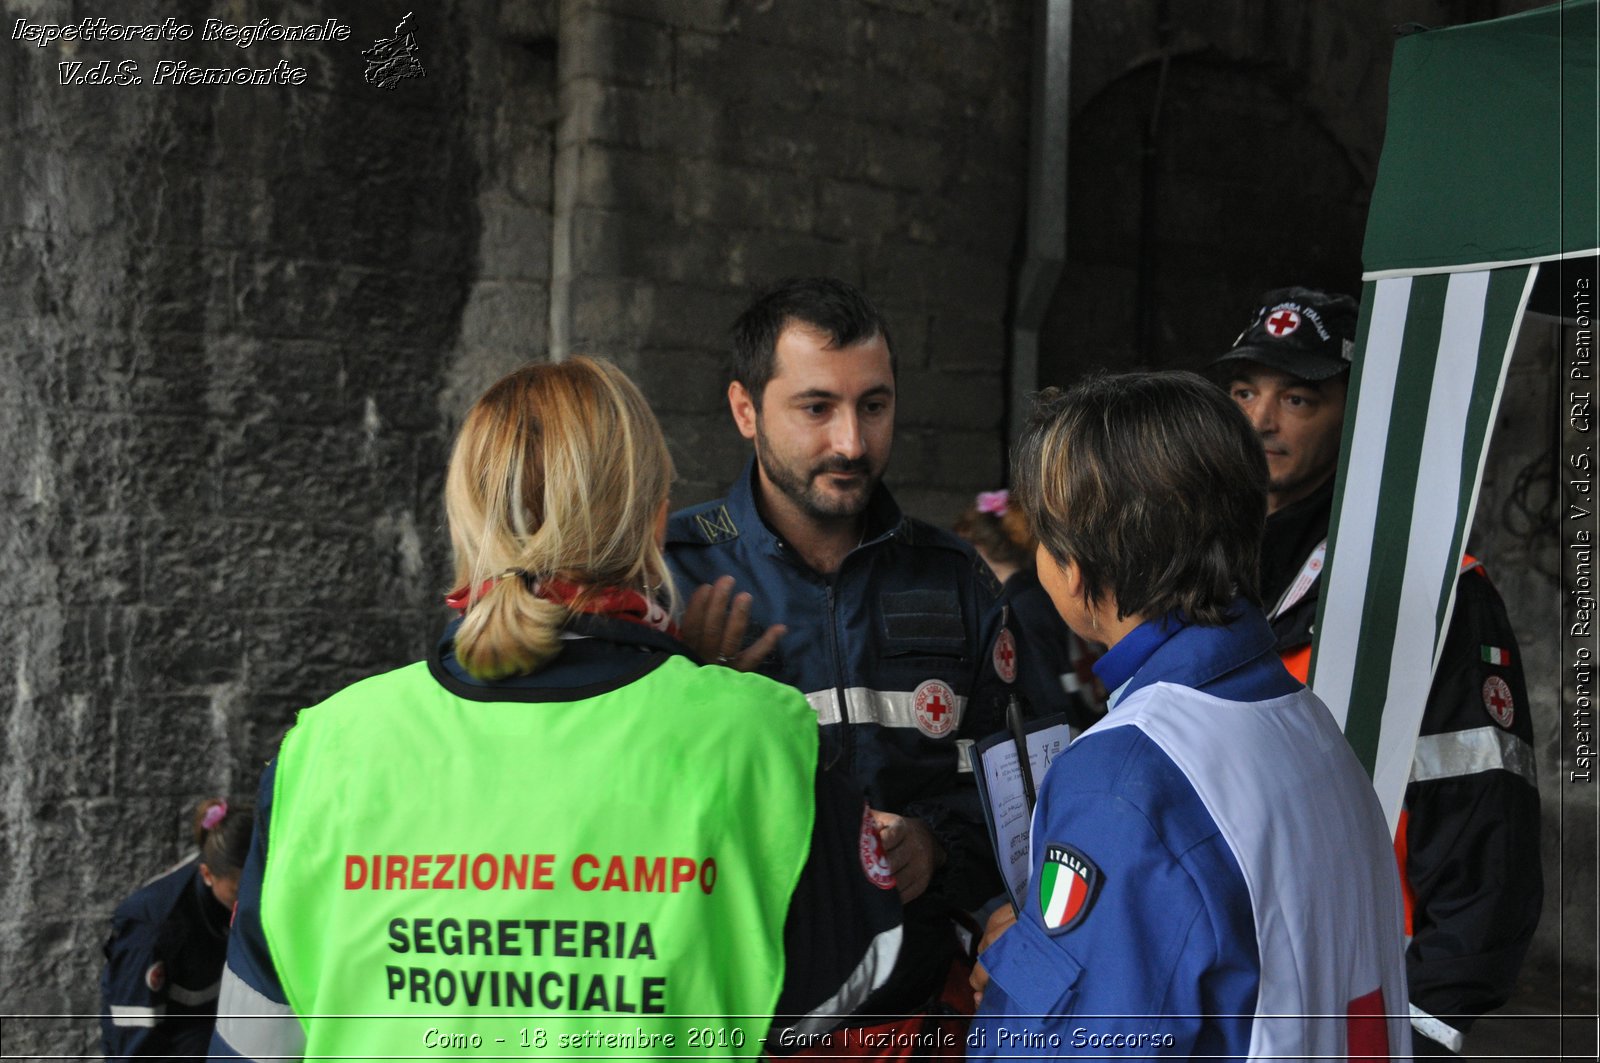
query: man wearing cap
[{"left": 1211, "top": 287, "right": 1542, "bottom": 1057}]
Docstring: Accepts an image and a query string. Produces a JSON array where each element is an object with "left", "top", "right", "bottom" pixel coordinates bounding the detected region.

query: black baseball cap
[{"left": 1210, "top": 287, "right": 1359, "bottom": 382}]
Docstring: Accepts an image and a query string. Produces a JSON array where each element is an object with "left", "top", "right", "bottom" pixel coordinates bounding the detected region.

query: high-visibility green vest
[{"left": 260, "top": 654, "right": 817, "bottom": 1059}]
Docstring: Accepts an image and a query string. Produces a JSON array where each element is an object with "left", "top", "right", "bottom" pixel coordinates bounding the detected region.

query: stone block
[
  {"left": 905, "top": 183, "right": 1022, "bottom": 257},
  {"left": 124, "top": 607, "right": 247, "bottom": 694},
  {"left": 571, "top": 146, "right": 681, "bottom": 220},
  {"left": 243, "top": 607, "right": 432, "bottom": 699},
  {"left": 726, "top": 229, "right": 857, "bottom": 291},
  {"left": 46, "top": 515, "right": 141, "bottom": 607},
  {"left": 459, "top": 279, "right": 551, "bottom": 353},
  {"left": 818, "top": 66, "right": 949, "bottom": 132},
  {"left": 866, "top": 240, "right": 1010, "bottom": 318},
  {"left": 113, "top": 693, "right": 237, "bottom": 800},
  {"left": 570, "top": 0, "right": 735, "bottom": 34},
  {"left": 674, "top": 159, "right": 815, "bottom": 233},
  {"left": 642, "top": 282, "right": 750, "bottom": 348},
  {"left": 198, "top": 337, "right": 351, "bottom": 428},
  {"left": 4, "top": 676, "right": 115, "bottom": 800},
  {"left": 721, "top": 103, "right": 868, "bottom": 176},
  {"left": 816, "top": 180, "right": 901, "bottom": 243},
  {"left": 570, "top": 207, "right": 728, "bottom": 284},
  {"left": 560, "top": 10, "right": 675, "bottom": 89},
  {"left": 897, "top": 371, "right": 1004, "bottom": 432},
  {"left": 567, "top": 274, "right": 656, "bottom": 347},
  {"left": 728, "top": 0, "right": 868, "bottom": 59},
  {"left": 562, "top": 79, "right": 724, "bottom": 159},
  {"left": 658, "top": 411, "right": 748, "bottom": 490},
  {"left": 859, "top": 127, "right": 947, "bottom": 193},
  {"left": 878, "top": 306, "right": 932, "bottom": 371},
  {"left": 633, "top": 348, "right": 730, "bottom": 414},
  {"left": 864, "top": 4, "right": 1008, "bottom": 99},
  {"left": 499, "top": 0, "right": 561, "bottom": 40},
  {"left": 203, "top": 420, "right": 410, "bottom": 525},
  {"left": 926, "top": 313, "right": 1008, "bottom": 372},
  {"left": 927, "top": 426, "right": 1005, "bottom": 488}
]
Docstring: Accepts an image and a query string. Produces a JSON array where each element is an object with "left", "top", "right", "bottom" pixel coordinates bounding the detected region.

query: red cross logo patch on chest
[
  {"left": 912, "top": 678, "right": 959, "bottom": 738},
  {"left": 1482, "top": 675, "right": 1515, "bottom": 728},
  {"left": 993, "top": 627, "right": 1018, "bottom": 684},
  {"left": 1265, "top": 308, "right": 1302, "bottom": 336}
]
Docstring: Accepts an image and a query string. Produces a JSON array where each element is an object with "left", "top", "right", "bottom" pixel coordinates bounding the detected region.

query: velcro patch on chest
[{"left": 880, "top": 589, "right": 964, "bottom": 642}]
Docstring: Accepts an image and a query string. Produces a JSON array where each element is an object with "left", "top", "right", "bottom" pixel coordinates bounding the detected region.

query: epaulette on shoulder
[{"left": 668, "top": 501, "right": 741, "bottom": 546}]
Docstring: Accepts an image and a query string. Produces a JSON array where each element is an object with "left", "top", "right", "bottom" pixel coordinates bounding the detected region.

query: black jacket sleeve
[
  {"left": 101, "top": 907, "right": 167, "bottom": 1059},
  {"left": 1403, "top": 570, "right": 1542, "bottom": 1050},
  {"left": 770, "top": 759, "right": 904, "bottom": 1044}
]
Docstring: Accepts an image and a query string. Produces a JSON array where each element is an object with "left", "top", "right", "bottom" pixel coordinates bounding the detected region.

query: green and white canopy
[{"left": 1311, "top": 0, "right": 1597, "bottom": 829}]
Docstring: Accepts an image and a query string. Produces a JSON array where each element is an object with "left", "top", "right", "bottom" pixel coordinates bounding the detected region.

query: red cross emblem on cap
[
  {"left": 1265, "top": 308, "right": 1302, "bottom": 337},
  {"left": 912, "top": 679, "right": 958, "bottom": 738}
]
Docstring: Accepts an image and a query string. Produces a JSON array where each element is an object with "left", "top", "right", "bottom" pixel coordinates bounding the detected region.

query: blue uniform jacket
[
  {"left": 102, "top": 857, "right": 231, "bottom": 1059},
  {"left": 666, "top": 459, "right": 1014, "bottom": 912},
  {"left": 968, "top": 604, "right": 1302, "bottom": 1059}
]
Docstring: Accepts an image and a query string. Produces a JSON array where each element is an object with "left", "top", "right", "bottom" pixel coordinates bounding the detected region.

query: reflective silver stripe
[
  {"left": 109, "top": 1003, "right": 163, "bottom": 1028},
  {"left": 805, "top": 689, "right": 843, "bottom": 726},
  {"left": 843, "top": 687, "right": 967, "bottom": 730},
  {"left": 1270, "top": 539, "right": 1328, "bottom": 620},
  {"left": 1410, "top": 726, "right": 1536, "bottom": 786},
  {"left": 139, "top": 854, "right": 200, "bottom": 889},
  {"left": 805, "top": 687, "right": 969, "bottom": 731},
  {"left": 214, "top": 966, "right": 305, "bottom": 1061},
  {"left": 168, "top": 978, "right": 221, "bottom": 1006},
  {"left": 1410, "top": 1003, "right": 1465, "bottom": 1053},
  {"left": 955, "top": 738, "right": 975, "bottom": 774},
  {"left": 782, "top": 924, "right": 904, "bottom": 1037}
]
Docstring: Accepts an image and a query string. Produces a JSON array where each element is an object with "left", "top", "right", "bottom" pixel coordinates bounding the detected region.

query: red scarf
[{"left": 445, "top": 573, "right": 678, "bottom": 636}]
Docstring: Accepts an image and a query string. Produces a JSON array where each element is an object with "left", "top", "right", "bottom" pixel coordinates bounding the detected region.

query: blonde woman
[{"left": 211, "top": 358, "right": 900, "bottom": 1060}]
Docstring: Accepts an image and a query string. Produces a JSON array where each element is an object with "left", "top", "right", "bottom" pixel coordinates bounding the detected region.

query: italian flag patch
[
  {"left": 1038, "top": 843, "right": 1100, "bottom": 934},
  {"left": 1481, "top": 646, "right": 1512, "bottom": 666}
]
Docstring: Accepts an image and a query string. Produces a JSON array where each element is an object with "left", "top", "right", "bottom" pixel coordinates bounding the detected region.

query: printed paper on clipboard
[{"left": 966, "top": 713, "right": 1076, "bottom": 913}]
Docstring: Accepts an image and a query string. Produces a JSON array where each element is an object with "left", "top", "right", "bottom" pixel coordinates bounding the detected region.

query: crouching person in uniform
[
  {"left": 208, "top": 357, "right": 901, "bottom": 1060},
  {"left": 967, "top": 372, "right": 1411, "bottom": 1059},
  {"left": 102, "top": 798, "right": 254, "bottom": 1058}
]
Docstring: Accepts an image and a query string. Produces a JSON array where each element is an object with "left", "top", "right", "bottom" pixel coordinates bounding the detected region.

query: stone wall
[
  {"left": 0, "top": 1, "right": 1032, "bottom": 1052},
  {"left": 0, "top": 0, "right": 490, "bottom": 1050},
  {"left": 552, "top": 0, "right": 1029, "bottom": 518}
]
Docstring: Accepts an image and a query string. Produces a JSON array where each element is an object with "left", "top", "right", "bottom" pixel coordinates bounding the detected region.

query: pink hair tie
[
  {"left": 201, "top": 802, "right": 228, "bottom": 832},
  {"left": 976, "top": 490, "right": 1009, "bottom": 516}
]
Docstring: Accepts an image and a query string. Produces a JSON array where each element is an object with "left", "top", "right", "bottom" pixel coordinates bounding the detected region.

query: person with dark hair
[
  {"left": 101, "top": 798, "right": 255, "bottom": 1059},
  {"left": 208, "top": 358, "right": 901, "bottom": 1060},
  {"left": 667, "top": 277, "right": 1014, "bottom": 1045},
  {"left": 967, "top": 371, "right": 1410, "bottom": 1059},
  {"left": 954, "top": 490, "right": 1100, "bottom": 729},
  {"left": 1212, "top": 286, "right": 1541, "bottom": 1057}
]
